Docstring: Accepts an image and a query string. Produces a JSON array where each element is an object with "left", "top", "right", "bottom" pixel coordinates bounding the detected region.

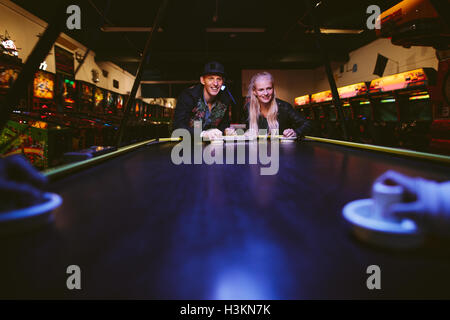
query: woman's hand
[
  {"left": 224, "top": 127, "right": 237, "bottom": 136},
  {"left": 283, "top": 129, "right": 297, "bottom": 138}
]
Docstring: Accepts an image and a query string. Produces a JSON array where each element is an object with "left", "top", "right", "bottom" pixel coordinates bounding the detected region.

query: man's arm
[
  {"left": 173, "top": 92, "right": 193, "bottom": 130},
  {"left": 173, "top": 92, "right": 196, "bottom": 136},
  {"left": 218, "top": 105, "right": 231, "bottom": 132}
]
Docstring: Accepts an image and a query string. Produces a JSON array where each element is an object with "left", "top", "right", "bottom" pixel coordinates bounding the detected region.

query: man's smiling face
[{"left": 200, "top": 74, "right": 224, "bottom": 99}]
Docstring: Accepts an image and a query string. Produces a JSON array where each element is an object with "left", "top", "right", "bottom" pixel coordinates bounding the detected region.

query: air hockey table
[{"left": 1, "top": 137, "right": 450, "bottom": 299}]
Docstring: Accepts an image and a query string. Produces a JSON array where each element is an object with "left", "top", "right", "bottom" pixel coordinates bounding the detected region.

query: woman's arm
[{"left": 284, "top": 102, "right": 312, "bottom": 138}]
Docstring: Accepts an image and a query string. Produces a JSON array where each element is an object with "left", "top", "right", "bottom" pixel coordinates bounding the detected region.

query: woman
[{"left": 244, "top": 72, "right": 311, "bottom": 138}]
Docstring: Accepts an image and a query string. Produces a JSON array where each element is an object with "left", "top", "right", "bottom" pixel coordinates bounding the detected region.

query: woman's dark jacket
[{"left": 243, "top": 98, "right": 312, "bottom": 137}]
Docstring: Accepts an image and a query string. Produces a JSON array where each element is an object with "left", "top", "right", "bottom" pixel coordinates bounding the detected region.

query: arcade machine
[
  {"left": 430, "top": 51, "right": 450, "bottom": 154},
  {"left": 116, "top": 93, "right": 124, "bottom": 117},
  {"left": 135, "top": 98, "right": 146, "bottom": 141},
  {"left": 30, "top": 70, "right": 56, "bottom": 112},
  {"left": 337, "top": 82, "right": 373, "bottom": 143},
  {"left": 77, "top": 81, "right": 94, "bottom": 114},
  {"left": 295, "top": 94, "right": 321, "bottom": 136},
  {"left": 104, "top": 90, "right": 116, "bottom": 116},
  {"left": 93, "top": 87, "right": 105, "bottom": 116},
  {"left": 396, "top": 68, "right": 436, "bottom": 152},
  {"left": 310, "top": 90, "right": 341, "bottom": 139},
  {"left": 142, "top": 101, "right": 149, "bottom": 122},
  {"left": 1, "top": 70, "right": 71, "bottom": 169},
  {"left": 368, "top": 74, "right": 402, "bottom": 148},
  {"left": 135, "top": 98, "right": 143, "bottom": 121},
  {"left": 55, "top": 73, "right": 77, "bottom": 113},
  {"left": 294, "top": 95, "right": 311, "bottom": 119},
  {"left": 369, "top": 69, "right": 436, "bottom": 151},
  {"left": 377, "top": 0, "right": 450, "bottom": 154},
  {"left": 92, "top": 86, "right": 115, "bottom": 146},
  {"left": 0, "top": 48, "right": 22, "bottom": 107}
]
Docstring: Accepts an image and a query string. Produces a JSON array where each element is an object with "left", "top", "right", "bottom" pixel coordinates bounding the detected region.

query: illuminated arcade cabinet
[
  {"left": 310, "top": 90, "right": 342, "bottom": 139},
  {"left": 0, "top": 55, "right": 23, "bottom": 110},
  {"left": 430, "top": 50, "right": 450, "bottom": 154},
  {"left": 294, "top": 94, "right": 321, "bottom": 136},
  {"left": 368, "top": 74, "right": 402, "bottom": 147},
  {"left": 93, "top": 87, "right": 105, "bottom": 115},
  {"left": 104, "top": 90, "right": 116, "bottom": 115},
  {"left": 77, "top": 81, "right": 94, "bottom": 114},
  {"left": 377, "top": 0, "right": 450, "bottom": 154},
  {"left": 30, "top": 70, "right": 56, "bottom": 112},
  {"left": 55, "top": 74, "right": 77, "bottom": 112},
  {"left": 338, "top": 82, "right": 373, "bottom": 143},
  {"left": 116, "top": 93, "right": 124, "bottom": 116},
  {"left": 294, "top": 95, "right": 311, "bottom": 119},
  {"left": 135, "top": 98, "right": 143, "bottom": 121},
  {"left": 369, "top": 68, "right": 436, "bottom": 151}
]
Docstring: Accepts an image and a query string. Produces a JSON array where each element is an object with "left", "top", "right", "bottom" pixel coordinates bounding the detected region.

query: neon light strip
[
  {"left": 381, "top": 99, "right": 396, "bottom": 103},
  {"left": 343, "top": 103, "right": 350, "bottom": 106},
  {"left": 409, "top": 94, "right": 430, "bottom": 100},
  {"left": 360, "top": 101, "right": 370, "bottom": 105}
]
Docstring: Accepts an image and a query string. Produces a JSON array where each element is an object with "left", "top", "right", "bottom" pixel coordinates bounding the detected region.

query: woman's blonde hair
[{"left": 247, "top": 72, "right": 279, "bottom": 134}]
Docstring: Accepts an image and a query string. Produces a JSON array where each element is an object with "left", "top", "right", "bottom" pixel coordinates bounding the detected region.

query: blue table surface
[{"left": 1, "top": 140, "right": 450, "bottom": 299}]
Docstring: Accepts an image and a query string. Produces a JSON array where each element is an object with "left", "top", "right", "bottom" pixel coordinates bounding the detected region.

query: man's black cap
[{"left": 202, "top": 61, "right": 225, "bottom": 77}]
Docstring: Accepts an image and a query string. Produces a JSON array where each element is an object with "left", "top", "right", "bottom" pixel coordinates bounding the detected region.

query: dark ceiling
[{"left": 11, "top": 0, "right": 402, "bottom": 80}]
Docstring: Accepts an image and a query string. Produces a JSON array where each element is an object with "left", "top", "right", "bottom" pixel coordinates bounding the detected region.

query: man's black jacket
[{"left": 173, "top": 84, "right": 232, "bottom": 134}]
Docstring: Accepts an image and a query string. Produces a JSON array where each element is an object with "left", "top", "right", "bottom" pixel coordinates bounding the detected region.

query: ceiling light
[{"left": 319, "top": 28, "right": 364, "bottom": 34}]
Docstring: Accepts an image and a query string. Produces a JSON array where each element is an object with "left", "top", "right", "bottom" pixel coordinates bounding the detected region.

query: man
[{"left": 173, "top": 61, "right": 235, "bottom": 139}]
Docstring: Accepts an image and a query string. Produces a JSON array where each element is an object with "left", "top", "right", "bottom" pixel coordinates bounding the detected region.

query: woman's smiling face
[{"left": 253, "top": 77, "right": 274, "bottom": 105}]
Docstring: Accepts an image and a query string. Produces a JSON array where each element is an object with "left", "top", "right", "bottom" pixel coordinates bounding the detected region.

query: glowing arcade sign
[
  {"left": 311, "top": 90, "right": 332, "bottom": 104},
  {"left": 1, "top": 39, "right": 19, "bottom": 57},
  {"left": 337, "top": 82, "right": 368, "bottom": 99},
  {"left": 369, "top": 68, "right": 428, "bottom": 93},
  {"left": 294, "top": 95, "right": 310, "bottom": 106}
]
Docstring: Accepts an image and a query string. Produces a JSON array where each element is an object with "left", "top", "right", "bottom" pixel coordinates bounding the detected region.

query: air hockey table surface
[{"left": 1, "top": 139, "right": 450, "bottom": 299}]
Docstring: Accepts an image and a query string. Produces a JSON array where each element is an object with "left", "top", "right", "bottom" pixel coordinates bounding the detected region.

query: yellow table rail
[
  {"left": 304, "top": 136, "right": 450, "bottom": 164},
  {"left": 43, "top": 139, "right": 157, "bottom": 180}
]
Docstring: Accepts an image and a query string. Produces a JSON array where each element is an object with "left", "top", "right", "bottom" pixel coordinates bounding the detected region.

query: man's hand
[
  {"left": 283, "top": 128, "right": 297, "bottom": 138},
  {"left": 376, "top": 170, "right": 450, "bottom": 235},
  {"left": 201, "top": 128, "right": 223, "bottom": 140},
  {"left": 0, "top": 155, "right": 47, "bottom": 211}
]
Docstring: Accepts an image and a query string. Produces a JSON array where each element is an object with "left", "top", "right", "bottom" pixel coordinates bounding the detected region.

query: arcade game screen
[
  {"left": 356, "top": 101, "right": 372, "bottom": 120},
  {"left": 105, "top": 91, "right": 115, "bottom": 114},
  {"left": 116, "top": 94, "right": 124, "bottom": 113},
  {"left": 399, "top": 92, "right": 432, "bottom": 121},
  {"left": 0, "top": 65, "right": 19, "bottom": 91},
  {"left": 328, "top": 106, "right": 337, "bottom": 121},
  {"left": 94, "top": 88, "right": 104, "bottom": 113},
  {"left": 58, "top": 76, "right": 76, "bottom": 111},
  {"left": 33, "top": 71, "right": 54, "bottom": 100},
  {"left": 78, "top": 82, "right": 94, "bottom": 113},
  {"left": 135, "top": 100, "right": 141, "bottom": 117},
  {"left": 374, "top": 98, "right": 399, "bottom": 122}
]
